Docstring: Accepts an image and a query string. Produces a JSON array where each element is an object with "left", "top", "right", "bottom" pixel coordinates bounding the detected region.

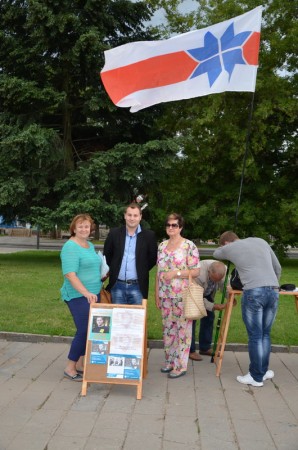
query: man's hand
[{"left": 213, "top": 303, "right": 226, "bottom": 311}]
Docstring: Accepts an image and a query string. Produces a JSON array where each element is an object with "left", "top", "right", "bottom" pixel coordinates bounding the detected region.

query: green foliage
[
  {"left": 0, "top": 0, "right": 164, "bottom": 224},
  {"left": 28, "top": 138, "right": 178, "bottom": 230},
  {"left": 0, "top": 0, "right": 297, "bottom": 251},
  {"left": 0, "top": 122, "right": 63, "bottom": 221},
  {"left": 24, "top": 137, "right": 179, "bottom": 230},
  {"left": 148, "top": 0, "right": 298, "bottom": 249}
]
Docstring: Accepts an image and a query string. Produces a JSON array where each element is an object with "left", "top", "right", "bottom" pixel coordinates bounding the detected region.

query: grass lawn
[{"left": 0, "top": 251, "right": 297, "bottom": 345}]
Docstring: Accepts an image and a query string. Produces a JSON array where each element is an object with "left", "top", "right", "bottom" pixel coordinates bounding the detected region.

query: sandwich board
[{"left": 81, "top": 299, "right": 147, "bottom": 400}]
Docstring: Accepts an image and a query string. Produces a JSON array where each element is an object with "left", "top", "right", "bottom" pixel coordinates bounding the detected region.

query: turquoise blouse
[{"left": 60, "top": 240, "right": 102, "bottom": 301}]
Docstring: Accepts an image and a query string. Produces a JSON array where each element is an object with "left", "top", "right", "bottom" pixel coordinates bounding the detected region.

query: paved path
[
  {"left": 0, "top": 236, "right": 71, "bottom": 253},
  {"left": 1, "top": 235, "right": 298, "bottom": 258},
  {"left": 0, "top": 339, "right": 297, "bottom": 450}
]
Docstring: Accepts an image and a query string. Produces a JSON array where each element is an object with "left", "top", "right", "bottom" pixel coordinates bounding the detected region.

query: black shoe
[{"left": 160, "top": 366, "right": 173, "bottom": 373}]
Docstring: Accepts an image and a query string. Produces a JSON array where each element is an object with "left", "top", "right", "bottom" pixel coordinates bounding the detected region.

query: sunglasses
[{"left": 166, "top": 223, "right": 179, "bottom": 228}]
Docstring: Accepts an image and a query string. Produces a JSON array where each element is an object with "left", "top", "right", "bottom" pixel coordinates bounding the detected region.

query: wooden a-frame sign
[{"left": 81, "top": 299, "right": 147, "bottom": 400}]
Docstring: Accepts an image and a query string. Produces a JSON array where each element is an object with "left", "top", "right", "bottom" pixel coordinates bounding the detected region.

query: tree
[
  {"left": 28, "top": 137, "right": 180, "bottom": 231},
  {"left": 0, "top": 0, "right": 168, "bottom": 225},
  {"left": 148, "top": 0, "right": 298, "bottom": 251},
  {"left": 1, "top": 0, "right": 297, "bottom": 252}
]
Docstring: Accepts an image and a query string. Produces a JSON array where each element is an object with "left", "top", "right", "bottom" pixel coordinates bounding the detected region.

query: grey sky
[{"left": 151, "top": 0, "right": 197, "bottom": 25}]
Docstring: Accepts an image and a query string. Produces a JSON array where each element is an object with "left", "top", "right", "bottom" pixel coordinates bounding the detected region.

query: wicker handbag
[{"left": 182, "top": 273, "right": 207, "bottom": 320}]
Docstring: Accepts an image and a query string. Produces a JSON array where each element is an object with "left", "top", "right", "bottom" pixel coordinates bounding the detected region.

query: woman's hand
[
  {"left": 86, "top": 292, "right": 98, "bottom": 304},
  {"left": 160, "top": 270, "right": 177, "bottom": 282},
  {"left": 155, "top": 296, "right": 161, "bottom": 309}
]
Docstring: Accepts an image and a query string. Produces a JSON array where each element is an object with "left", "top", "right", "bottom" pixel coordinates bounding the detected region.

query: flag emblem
[{"left": 188, "top": 24, "right": 260, "bottom": 86}]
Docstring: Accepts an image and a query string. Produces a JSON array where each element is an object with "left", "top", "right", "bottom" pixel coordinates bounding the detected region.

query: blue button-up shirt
[{"left": 118, "top": 225, "right": 141, "bottom": 280}]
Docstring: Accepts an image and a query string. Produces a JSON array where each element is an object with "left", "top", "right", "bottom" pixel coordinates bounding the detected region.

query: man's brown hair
[
  {"left": 125, "top": 202, "right": 142, "bottom": 213},
  {"left": 218, "top": 231, "right": 239, "bottom": 246}
]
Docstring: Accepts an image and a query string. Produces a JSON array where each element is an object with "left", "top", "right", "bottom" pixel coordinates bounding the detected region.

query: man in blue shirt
[{"left": 104, "top": 203, "right": 157, "bottom": 305}]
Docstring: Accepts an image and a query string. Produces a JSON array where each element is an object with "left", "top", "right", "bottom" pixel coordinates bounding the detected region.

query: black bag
[
  {"left": 279, "top": 284, "right": 296, "bottom": 291},
  {"left": 230, "top": 268, "right": 243, "bottom": 291}
]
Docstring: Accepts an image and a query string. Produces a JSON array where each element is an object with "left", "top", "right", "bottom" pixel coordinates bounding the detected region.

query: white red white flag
[{"left": 101, "top": 6, "right": 262, "bottom": 112}]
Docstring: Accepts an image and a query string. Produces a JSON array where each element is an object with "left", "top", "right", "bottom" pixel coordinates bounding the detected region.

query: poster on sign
[{"left": 82, "top": 302, "right": 147, "bottom": 399}]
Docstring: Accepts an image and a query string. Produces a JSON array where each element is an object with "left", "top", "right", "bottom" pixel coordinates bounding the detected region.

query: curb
[{"left": 1, "top": 332, "right": 297, "bottom": 353}]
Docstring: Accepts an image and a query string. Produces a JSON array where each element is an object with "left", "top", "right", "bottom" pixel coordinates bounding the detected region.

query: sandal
[
  {"left": 168, "top": 370, "right": 187, "bottom": 379},
  {"left": 160, "top": 365, "right": 173, "bottom": 373},
  {"left": 63, "top": 371, "right": 83, "bottom": 382}
]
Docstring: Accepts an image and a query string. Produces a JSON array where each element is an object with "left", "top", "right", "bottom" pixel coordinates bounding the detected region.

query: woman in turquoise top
[{"left": 60, "top": 214, "right": 102, "bottom": 381}]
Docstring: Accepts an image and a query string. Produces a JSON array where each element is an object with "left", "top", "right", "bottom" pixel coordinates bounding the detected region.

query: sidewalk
[
  {"left": 0, "top": 235, "right": 69, "bottom": 253},
  {"left": 0, "top": 338, "right": 297, "bottom": 450},
  {"left": 1, "top": 236, "right": 298, "bottom": 258}
]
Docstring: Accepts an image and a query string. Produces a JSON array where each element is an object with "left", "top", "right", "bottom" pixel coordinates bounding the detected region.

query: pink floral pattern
[
  {"left": 157, "top": 239, "right": 200, "bottom": 371},
  {"left": 157, "top": 239, "right": 200, "bottom": 299}
]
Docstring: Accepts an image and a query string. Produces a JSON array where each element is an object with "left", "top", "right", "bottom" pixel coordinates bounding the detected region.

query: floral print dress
[{"left": 157, "top": 239, "right": 200, "bottom": 371}]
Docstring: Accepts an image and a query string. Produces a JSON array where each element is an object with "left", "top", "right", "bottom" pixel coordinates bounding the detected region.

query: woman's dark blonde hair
[
  {"left": 165, "top": 213, "right": 184, "bottom": 229},
  {"left": 69, "top": 214, "right": 95, "bottom": 236}
]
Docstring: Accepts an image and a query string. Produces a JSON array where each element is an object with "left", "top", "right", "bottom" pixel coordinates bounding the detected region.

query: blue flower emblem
[{"left": 187, "top": 24, "right": 252, "bottom": 86}]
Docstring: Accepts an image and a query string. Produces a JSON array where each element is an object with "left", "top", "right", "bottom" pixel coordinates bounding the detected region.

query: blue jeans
[
  {"left": 66, "top": 294, "right": 99, "bottom": 362},
  {"left": 241, "top": 287, "right": 278, "bottom": 382},
  {"left": 111, "top": 280, "right": 143, "bottom": 305}
]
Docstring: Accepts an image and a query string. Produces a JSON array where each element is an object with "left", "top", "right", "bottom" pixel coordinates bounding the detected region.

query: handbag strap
[{"left": 188, "top": 271, "right": 192, "bottom": 284}]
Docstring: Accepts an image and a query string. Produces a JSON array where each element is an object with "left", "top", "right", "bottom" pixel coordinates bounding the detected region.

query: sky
[{"left": 150, "top": 0, "right": 197, "bottom": 25}]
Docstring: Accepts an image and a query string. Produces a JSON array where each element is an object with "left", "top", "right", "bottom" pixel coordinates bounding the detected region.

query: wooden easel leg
[
  {"left": 137, "top": 381, "right": 143, "bottom": 400},
  {"left": 143, "top": 324, "right": 148, "bottom": 379},
  {"left": 142, "top": 299, "right": 148, "bottom": 379},
  {"left": 81, "top": 381, "right": 88, "bottom": 396},
  {"left": 214, "top": 293, "right": 235, "bottom": 377}
]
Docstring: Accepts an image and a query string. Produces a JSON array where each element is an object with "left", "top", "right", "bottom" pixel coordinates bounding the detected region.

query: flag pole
[
  {"left": 234, "top": 91, "right": 255, "bottom": 228},
  {"left": 211, "top": 91, "right": 256, "bottom": 362}
]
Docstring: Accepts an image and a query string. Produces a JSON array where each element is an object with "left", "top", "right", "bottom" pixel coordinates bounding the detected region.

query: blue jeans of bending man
[
  {"left": 241, "top": 287, "right": 278, "bottom": 382},
  {"left": 190, "top": 294, "right": 214, "bottom": 353},
  {"left": 111, "top": 280, "right": 143, "bottom": 305}
]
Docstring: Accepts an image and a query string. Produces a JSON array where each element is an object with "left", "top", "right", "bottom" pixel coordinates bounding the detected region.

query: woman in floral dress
[{"left": 155, "top": 213, "right": 200, "bottom": 379}]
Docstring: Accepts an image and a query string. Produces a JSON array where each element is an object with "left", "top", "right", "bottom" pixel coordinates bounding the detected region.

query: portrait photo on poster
[
  {"left": 90, "top": 340, "right": 108, "bottom": 364},
  {"left": 107, "top": 355, "right": 125, "bottom": 378},
  {"left": 89, "top": 309, "right": 112, "bottom": 340},
  {"left": 124, "top": 356, "right": 141, "bottom": 379}
]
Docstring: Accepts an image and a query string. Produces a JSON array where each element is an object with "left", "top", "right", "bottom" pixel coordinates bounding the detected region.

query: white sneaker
[
  {"left": 236, "top": 373, "right": 263, "bottom": 387},
  {"left": 263, "top": 370, "right": 274, "bottom": 381}
]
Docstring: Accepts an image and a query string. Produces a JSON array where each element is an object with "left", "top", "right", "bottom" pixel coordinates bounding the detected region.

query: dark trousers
[
  {"left": 66, "top": 295, "right": 99, "bottom": 361},
  {"left": 190, "top": 294, "right": 215, "bottom": 353}
]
